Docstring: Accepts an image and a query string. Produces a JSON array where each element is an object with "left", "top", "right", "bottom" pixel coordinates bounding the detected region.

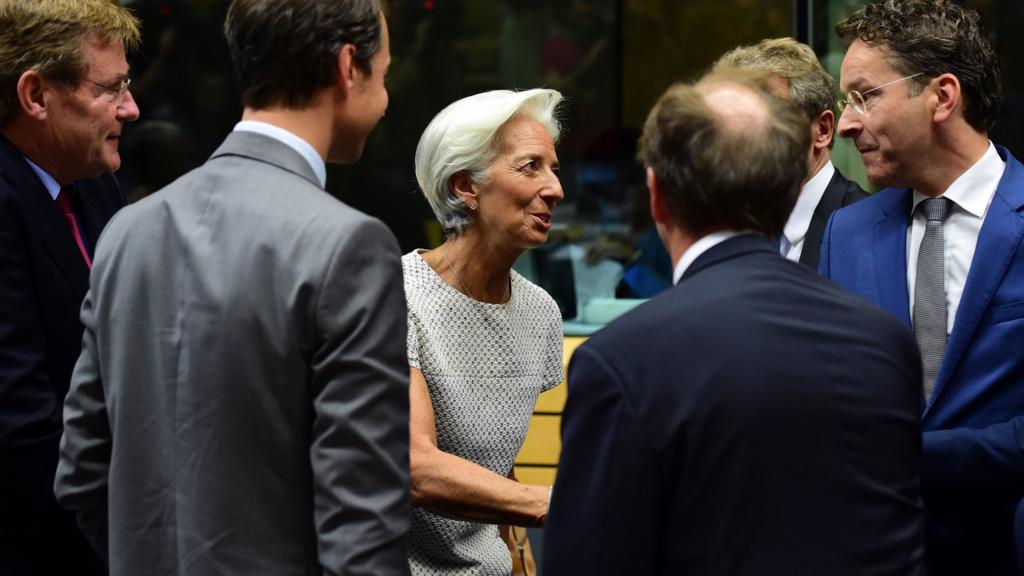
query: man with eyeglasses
[
  {"left": 819, "top": 1, "right": 1024, "bottom": 573},
  {"left": 714, "top": 37, "right": 868, "bottom": 270},
  {"left": 0, "top": 1, "right": 140, "bottom": 575}
]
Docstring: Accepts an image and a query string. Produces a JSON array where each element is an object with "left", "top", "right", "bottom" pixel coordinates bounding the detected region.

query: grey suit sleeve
[
  {"left": 310, "top": 218, "right": 411, "bottom": 576},
  {"left": 54, "top": 289, "right": 111, "bottom": 564}
]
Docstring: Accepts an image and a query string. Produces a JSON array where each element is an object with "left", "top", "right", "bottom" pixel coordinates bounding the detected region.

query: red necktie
[{"left": 55, "top": 187, "right": 92, "bottom": 269}]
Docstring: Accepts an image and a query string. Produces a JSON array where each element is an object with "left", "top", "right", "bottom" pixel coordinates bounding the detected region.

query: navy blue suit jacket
[
  {"left": 545, "top": 235, "right": 925, "bottom": 576},
  {"left": 820, "top": 145, "right": 1024, "bottom": 575},
  {"left": 799, "top": 169, "right": 868, "bottom": 270},
  {"left": 0, "top": 132, "right": 122, "bottom": 574}
]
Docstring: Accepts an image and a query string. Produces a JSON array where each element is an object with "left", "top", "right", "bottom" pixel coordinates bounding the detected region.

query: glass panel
[{"left": 118, "top": 0, "right": 792, "bottom": 333}]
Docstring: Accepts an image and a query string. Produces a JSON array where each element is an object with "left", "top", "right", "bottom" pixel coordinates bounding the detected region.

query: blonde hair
[
  {"left": 415, "top": 88, "right": 563, "bottom": 235},
  {"left": 714, "top": 37, "right": 834, "bottom": 122},
  {"left": 0, "top": 0, "right": 141, "bottom": 124}
]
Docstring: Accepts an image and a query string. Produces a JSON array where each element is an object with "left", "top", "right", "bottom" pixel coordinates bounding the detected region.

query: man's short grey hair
[{"left": 415, "top": 88, "right": 563, "bottom": 236}]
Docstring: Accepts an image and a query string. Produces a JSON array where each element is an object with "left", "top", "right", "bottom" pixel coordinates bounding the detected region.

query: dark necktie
[
  {"left": 913, "top": 197, "right": 951, "bottom": 403},
  {"left": 55, "top": 186, "right": 92, "bottom": 269}
]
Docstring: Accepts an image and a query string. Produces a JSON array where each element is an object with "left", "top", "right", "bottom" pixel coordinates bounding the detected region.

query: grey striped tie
[{"left": 913, "top": 197, "right": 952, "bottom": 403}]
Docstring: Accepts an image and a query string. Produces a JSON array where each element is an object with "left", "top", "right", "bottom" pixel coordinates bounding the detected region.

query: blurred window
[{"left": 121, "top": 1, "right": 1024, "bottom": 331}]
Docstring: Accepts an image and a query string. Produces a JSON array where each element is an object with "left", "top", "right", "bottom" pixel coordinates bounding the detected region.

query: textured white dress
[{"left": 403, "top": 251, "right": 563, "bottom": 576}]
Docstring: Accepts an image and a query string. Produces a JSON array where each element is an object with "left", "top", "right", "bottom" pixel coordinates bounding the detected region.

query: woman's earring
[{"left": 469, "top": 203, "right": 477, "bottom": 211}]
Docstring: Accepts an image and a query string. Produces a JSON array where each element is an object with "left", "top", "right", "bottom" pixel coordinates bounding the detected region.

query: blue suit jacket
[{"left": 821, "top": 145, "right": 1024, "bottom": 575}]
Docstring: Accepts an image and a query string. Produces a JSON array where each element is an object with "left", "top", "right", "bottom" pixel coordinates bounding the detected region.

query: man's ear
[
  {"left": 16, "top": 70, "right": 49, "bottom": 121},
  {"left": 811, "top": 109, "right": 834, "bottom": 152},
  {"left": 931, "top": 73, "right": 962, "bottom": 125},
  {"left": 450, "top": 172, "right": 479, "bottom": 210},
  {"left": 647, "top": 166, "right": 670, "bottom": 225},
  {"left": 336, "top": 44, "right": 359, "bottom": 98}
]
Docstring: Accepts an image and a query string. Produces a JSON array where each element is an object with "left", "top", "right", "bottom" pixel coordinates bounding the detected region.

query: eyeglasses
[
  {"left": 837, "top": 72, "right": 925, "bottom": 115},
  {"left": 87, "top": 77, "right": 132, "bottom": 106}
]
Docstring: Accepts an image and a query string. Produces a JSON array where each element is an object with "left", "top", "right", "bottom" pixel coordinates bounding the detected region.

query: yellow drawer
[
  {"left": 513, "top": 465, "right": 556, "bottom": 486},
  {"left": 534, "top": 336, "right": 587, "bottom": 413},
  {"left": 515, "top": 415, "right": 561, "bottom": 465}
]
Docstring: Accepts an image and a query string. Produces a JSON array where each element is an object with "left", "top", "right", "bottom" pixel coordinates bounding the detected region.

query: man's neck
[
  {"left": 803, "top": 148, "right": 831, "bottom": 188},
  {"left": 2, "top": 121, "right": 72, "bottom": 184},
  {"left": 241, "top": 101, "right": 332, "bottom": 162},
  {"left": 914, "top": 130, "right": 990, "bottom": 198}
]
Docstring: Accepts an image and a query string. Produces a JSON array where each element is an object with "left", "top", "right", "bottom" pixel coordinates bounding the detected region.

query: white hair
[{"left": 415, "top": 88, "right": 563, "bottom": 235}]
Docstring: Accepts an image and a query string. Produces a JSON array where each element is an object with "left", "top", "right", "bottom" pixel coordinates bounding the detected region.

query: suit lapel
[
  {"left": 873, "top": 190, "right": 913, "bottom": 330},
  {"left": 0, "top": 135, "right": 90, "bottom": 297},
  {"left": 801, "top": 172, "right": 850, "bottom": 269},
  {"left": 210, "top": 131, "right": 323, "bottom": 189},
  {"left": 928, "top": 147, "right": 1024, "bottom": 411},
  {"left": 681, "top": 234, "right": 777, "bottom": 282}
]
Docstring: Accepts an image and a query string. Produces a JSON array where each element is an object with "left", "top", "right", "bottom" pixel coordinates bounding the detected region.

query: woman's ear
[{"left": 450, "top": 172, "right": 479, "bottom": 211}]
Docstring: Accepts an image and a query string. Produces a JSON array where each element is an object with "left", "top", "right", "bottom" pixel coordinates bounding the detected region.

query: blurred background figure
[
  {"left": 715, "top": 36, "right": 867, "bottom": 270},
  {"left": 545, "top": 69, "right": 925, "bottom": 575},
  {"left": 405, "top": 89, "right": 565, "bottom": 575},
  {"left": 0, "top": 1, "right": 140, "bottom": 574}
]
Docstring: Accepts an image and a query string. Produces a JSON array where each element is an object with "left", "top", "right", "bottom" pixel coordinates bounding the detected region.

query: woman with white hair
[{"left": 404, "top": 88, "right": 565, "bottom": 575}]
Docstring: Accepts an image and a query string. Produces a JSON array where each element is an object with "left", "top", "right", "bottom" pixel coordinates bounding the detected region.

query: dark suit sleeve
[
  {"left": 922, "top": 419, "right": 1024, "bottom": 493},
  {"left": 0, "top": 200, "right": 55, "bottom": 447},
  {"left": 310, "top": 218, "right": 410, "bottom": 576},
  {"left": 818, "top": 211, "right": 836, "bottom": 278},
  {"left": 54, "top": 288, "right": 111, "bottom": 562},
  {"left": 543, "top": 345, "right": 661, "bottom": 576}
]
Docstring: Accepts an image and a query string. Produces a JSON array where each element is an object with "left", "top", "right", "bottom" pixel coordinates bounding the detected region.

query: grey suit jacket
[{"left": 54, "top": 131, "right": 411, "bottom": 576}]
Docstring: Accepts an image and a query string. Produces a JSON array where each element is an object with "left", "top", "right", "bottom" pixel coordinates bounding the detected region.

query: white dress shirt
[
  {"left": 24, "top": 156, "right": 61, "bottom": 200},
  {"left": 907, "top": 142, "right": 1005, "bottom": 333},
  {"left": 672, "top": 230, "right": 748, "bottom": 284},
  {"left": 781, "top": 161, "right": 835, "bottom": 262},
  {"left": 234, "top": 120, "right": 327, "bottom": 188}
]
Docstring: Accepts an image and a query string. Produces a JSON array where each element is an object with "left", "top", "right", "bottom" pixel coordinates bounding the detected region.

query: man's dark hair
[
  {"left": 637, "top": 69, "right": 809, "bottom": 238},
  {"left": 224, "top": 0, "right": 384, "bottom": 110},
  {"left": 836, "top": 0, "right": 1002, "bottom": 133}
]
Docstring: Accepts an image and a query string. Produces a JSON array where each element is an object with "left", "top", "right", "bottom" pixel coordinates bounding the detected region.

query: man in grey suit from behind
[{"left": 53, "top": 1, "right": 410, "bottom": 575}]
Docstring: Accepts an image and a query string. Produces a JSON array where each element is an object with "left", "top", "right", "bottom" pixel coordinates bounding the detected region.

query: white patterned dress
[{"left": 402, "top": 251, "right": 564, "bottom": 576}]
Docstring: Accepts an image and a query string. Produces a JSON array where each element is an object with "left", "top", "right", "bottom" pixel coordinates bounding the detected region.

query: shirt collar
[
  {"left": 23, "top": 156, "right": 61, "bottom": 200},
  {"left": 672, "top": 229, "right": 748, "bottom": 284},
  {"left": 911, "top": 141, "right": 1004, "bottom": 218},
  {"left": 233, "top": 120, "right": 327, "bottom": 188},
  {"left": 782, "top": 160, "right": 834, "bottom": 246}
]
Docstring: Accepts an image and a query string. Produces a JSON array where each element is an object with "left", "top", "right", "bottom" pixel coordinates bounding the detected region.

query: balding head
[{"left": 637, "top": 69, "right": 810, "bottom": 237}]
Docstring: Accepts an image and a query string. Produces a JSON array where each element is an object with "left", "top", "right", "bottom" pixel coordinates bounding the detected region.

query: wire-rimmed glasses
[
  {"left": 837, "top": 72, "right": 925, "bottom": 114},
  {"left": 87, "top": 77, "right": 132, "bottom": 106}
]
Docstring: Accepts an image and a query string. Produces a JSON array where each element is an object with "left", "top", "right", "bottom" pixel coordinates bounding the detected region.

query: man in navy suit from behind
[
  {"left": 0, "top": 2, "right": 140, "bottom": 574},
  {"left": 544, "top": 69, "right": 925, "bottom": 575},
  {"left": 820, "top": 1, "right": 1024, "bottom": 573}
]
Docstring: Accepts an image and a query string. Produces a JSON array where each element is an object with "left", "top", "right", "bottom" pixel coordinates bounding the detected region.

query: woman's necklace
[{"left": 440, "top": 243, "right": 510, "bottom": 304}]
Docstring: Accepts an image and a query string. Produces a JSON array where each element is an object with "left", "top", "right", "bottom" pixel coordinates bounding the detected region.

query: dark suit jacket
[
  {"left": 0, "top": 132, "right": 122, "bottom": 574},
  {"left": 800, "top": 168, "right": 868, "bottom": 270},
  {"left": 544, "top": 234, "right": 926, "bottom": 576},
  {"left": 821, "top": 145, "right": 1024, "bottom": 575}
]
